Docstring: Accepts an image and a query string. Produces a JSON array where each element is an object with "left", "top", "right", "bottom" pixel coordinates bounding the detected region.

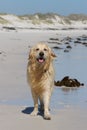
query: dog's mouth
[{"left": 37, "top": 57, "right": 45, "bottom": 63}]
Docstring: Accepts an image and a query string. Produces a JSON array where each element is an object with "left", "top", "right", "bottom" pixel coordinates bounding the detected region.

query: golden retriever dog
[{"left": 27, "top": 43, "right": 56, "bottom": 120}]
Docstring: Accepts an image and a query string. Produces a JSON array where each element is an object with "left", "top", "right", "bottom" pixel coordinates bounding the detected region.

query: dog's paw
[
  {"left": 30, "top": 111, "right": 38, "bottom": 116},
  {"left": 44, "top": 113, "right": 51, "bottom": 120}
]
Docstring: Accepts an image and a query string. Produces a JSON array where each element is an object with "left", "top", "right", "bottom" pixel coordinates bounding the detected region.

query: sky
[{"left": 0, "top": 0, "right": 87, "bottom": 16}]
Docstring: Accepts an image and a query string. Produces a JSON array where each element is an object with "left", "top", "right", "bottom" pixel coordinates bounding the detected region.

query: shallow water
[
  {"left": 52, "top": 38, "right": 87, "bottom": 109},
  {"left": 54, "top": 43, "right": 87, "bottom": 85}
]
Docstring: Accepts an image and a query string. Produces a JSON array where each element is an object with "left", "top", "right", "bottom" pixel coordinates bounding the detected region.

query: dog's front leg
[
  {"left": 30, "top": 92, "right": 38, "bottom": 116},
  {"left": 43, "top": 92, "right": 51, "bottom": 120}
]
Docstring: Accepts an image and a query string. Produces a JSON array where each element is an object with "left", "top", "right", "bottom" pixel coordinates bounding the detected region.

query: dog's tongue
[{"left": 38, "top": 59, "right": 44, "bottom": 63}]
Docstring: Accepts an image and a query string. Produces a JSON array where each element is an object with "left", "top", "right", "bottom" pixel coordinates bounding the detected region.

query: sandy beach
[
  {"left": 0, "top": 30, "right": 87, "bottom": 130},
  {"left": 0, "top": 105, "right": 87, "bottom": 130}
]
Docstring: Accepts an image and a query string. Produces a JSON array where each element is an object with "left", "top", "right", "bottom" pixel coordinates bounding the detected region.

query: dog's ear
[
  {"left": 51, "top": 51, "right": 56, "bottom": 58},
  {"left": 49, "top": 47, "right": 56, "bottom": 59},
  {"left": 28, "top": 48, "right": 33, "bottom": 60},
  {"left": 51, "top": 51, "right": 56, "bottom": 59}
]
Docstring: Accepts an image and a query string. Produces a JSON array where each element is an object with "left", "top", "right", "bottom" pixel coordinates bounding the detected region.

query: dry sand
[{"left": 0, "top": 30, "right": 87, "bottom": 130}]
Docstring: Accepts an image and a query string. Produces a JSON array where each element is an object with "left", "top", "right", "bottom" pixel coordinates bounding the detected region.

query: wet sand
[
  {"left": 0, "top": 30, "right": 87, "bottom": 130},
  {"left": 0, "top": 105, "right": 87, "bottom": 130}
]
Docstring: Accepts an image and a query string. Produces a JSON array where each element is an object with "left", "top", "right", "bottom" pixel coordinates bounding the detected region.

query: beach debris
[
  {"left": 74, "top": 35, "right": 87, "bottom": 47},
  {"left": 65, "top": 42, "right": 70, "bottom": 44},
  {"left": 64, "top": 49, "right": 70, "bottom": 52},
  {"left": 48, "top": 37, "right": 61, "bottom": 45},
  {"left": 3, "top": 26, "right": 16, "bottom": 31},
  {"left": 48, "top": 35, "right": 87, "bottom": 54},
  {"left": 82, "top": 42, "right": 87, "bottom": 47},
  {"left": 0, "top": 51, "right": 2, "bottom": 54},
  {"left": 49, "top": 38, "right": 59, "bottom": 41},
  {"left": 61, "top": 36, "right": 72, "bottom": 42},
  {"left": 54, "top": 76, "right": 84, "bottom": 87},
  {"left": 74, "top": 40, "right": 82, "bottom": 43},
  {"left": 52, "top": 46, "right": 63, "bottom": 49},
  {"left": 66, "top": 45, "right": 72, "bottom": 49}
]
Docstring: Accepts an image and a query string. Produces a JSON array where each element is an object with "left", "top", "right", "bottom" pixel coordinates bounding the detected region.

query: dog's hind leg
[{"left": 39, "top": 97, "right": 44, "bottom": 113}]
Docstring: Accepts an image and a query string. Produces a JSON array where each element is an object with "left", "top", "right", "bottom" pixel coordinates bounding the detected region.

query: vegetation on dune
[
  {"left": 68, "top": 14, "right": 87, "bottom": 21},
  {"left": 0, "top": 17, "right": 9, "bottom": 24},
  {"left": 0, "top": 13, "right": 87, "bottom": 26},
  {"left": 14, "top": 13, "right": 87, "bottom": 25},
  {"left": 18, "top": 13, "right": 54, "bottom": 25}
]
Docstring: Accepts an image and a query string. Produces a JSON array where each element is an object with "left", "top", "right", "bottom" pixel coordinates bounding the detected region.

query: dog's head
[{"left": 29, "top": 43, "right": 56, "bottom": 64}]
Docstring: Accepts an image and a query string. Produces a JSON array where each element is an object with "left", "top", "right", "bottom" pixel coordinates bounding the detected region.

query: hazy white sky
[{"left": 0, "top": 0, "right": 87, "bottom": 15}]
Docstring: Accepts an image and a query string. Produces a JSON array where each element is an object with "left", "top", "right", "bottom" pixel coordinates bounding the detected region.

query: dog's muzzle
[{"left": 37, "top": 52, "right": 45, "bottom": 63}]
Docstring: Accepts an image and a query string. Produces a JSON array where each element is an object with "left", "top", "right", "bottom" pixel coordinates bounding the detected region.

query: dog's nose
[{"left": 39, "top": 52, "right": 44, "bottom": 56}]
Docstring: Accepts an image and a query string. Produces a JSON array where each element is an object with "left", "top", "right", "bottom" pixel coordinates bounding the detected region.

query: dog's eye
[
  {"left": 44, "top": 48, "right": 47, "bottom": 51},
  {"left": 36, "top": 48, "right": 39, "bottom": 51}
]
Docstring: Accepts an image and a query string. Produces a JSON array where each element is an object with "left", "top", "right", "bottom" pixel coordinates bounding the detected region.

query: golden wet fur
[{"left": 27, "top": 43, "right": 56, "bottom": 120}]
